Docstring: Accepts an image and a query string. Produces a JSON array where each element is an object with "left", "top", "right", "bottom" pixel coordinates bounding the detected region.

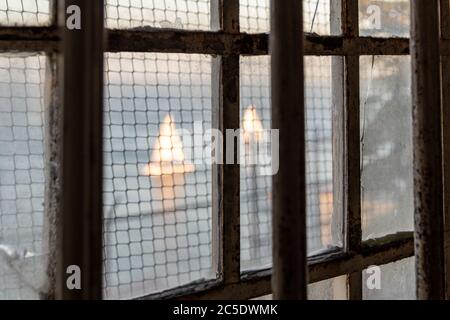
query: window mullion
[
  {"left": 411, "top": 0, "right": 446, "bottom": 300},
  {"left": 342, "top": 0, "right": 362, "bottom": 300},
  {"left": 439, "top": 0, "right": 450, "bottom": 300},
  {"left": 271, "top": 0, "right": 307, "bottom": 299},
  {"left": 56, "top": 0, "right": 105, "bottom": 299},
  {"left": 211, "top": 0, "right": 241, "bottom": 286}
]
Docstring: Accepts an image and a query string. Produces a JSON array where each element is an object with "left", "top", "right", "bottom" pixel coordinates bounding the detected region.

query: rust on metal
[{"left": 411, "top": 0, "right": 446, "bottom": 300}]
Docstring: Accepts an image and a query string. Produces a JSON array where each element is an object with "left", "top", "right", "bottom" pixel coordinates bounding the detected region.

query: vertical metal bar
[
  {"left": 330, "top": 0, "right": 344, "bottom": 259},
  {"left": 56, "top": 0, "right": 105, "bottom": 299},
  {"left": 42, "top": 0, "right": 60, "bottom": 301},
  {"left": 440, "top": 0, "right": 450, "bottom": 300},
  {"left": 343, "top": 0, "right": 362, "bottom": 300},
  {"left": 411, "top": 0, "right": 446, "bottom": 300},
  {"left": 211, "top": 0, "right": 241, "bottom": 285},
  {"left": 271, "top": 0, "right": 307, "bottom": 299},
  {"left": 42, "top": 54, "right": 60, "bottom": 300}
]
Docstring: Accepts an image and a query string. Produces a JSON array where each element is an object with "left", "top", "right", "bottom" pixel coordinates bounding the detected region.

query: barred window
[{"left": 2, "top": 0, "right": 443, "bottom": 301}]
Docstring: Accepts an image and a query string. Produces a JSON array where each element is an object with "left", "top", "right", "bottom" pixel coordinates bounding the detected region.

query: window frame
[{"left": 4, "top": 0, "right": 449, "bottom": 300}]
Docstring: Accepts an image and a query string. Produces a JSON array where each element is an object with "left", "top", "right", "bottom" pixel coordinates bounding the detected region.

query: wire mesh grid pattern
[
  {"left": 103, "top": 52, "right": 214, "bottom": 299},
  {"left": 240, "top": 55, "right": 337, "bottom": 271},
  {"left": 240, "top": 56, "right": 272, "bottom": 270},
  {"left": 304, "top": 56, "right": 335, "bottom": 253},
  {"left": 240, "top": 0, "right": 331, "bottom": 34},
  {"left": 105, "top": 0, "right": 211, "bottom": 30},
  {"left": 0, "top": 53, "right": 48, "bottom": 300},
  {"left": 0, "top": 0, "right": 50, "bottom": 26},
  {"left": 105, "top": 0, "right": 331, "bottom": 33},
  {"left": 359, "top": 0, "right": 410, "bottom": 38}
]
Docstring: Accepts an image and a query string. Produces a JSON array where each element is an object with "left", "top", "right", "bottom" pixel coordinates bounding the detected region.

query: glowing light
[
  {"left": 242, "top": 106, "right": 264, "bottom": 143},
  {"left": 142, "top": 114, "right": 195, "bottom": 176}
]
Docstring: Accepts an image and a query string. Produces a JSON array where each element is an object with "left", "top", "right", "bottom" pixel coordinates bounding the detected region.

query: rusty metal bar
[
  {"left": 0, "top": 25, "right": 413, "bottom": 56},
  {"left": 0, "top": 26, "right": 59, "bottom": 52},
  {"left": 139, "top": 232, "right": 414, "bottom": 300},
  {"left": 210, "top": 0, "right": 241, "bottom": 285},
  {"left": 440, "top": 0, "right": 450, "bottom": 300},
  {"left": 271, "top": 0, "right": 307, "bottom": 300},
  {"left": 41, "top": 0, "right": 60, "bottom": 301},
  {"left": 342, "top": 0, "right": 362, "bottom": 300},
  {"left": 42, "top": 53, "right": 60, "bottom": 300},
  {"left": 56, "top": 0, "right": 105, "bottom": 299},
  {"left": 411, "top": 0, "right": 446, "bottom": 300},
  {"left": 3, "top": 0, "right": 441, "bottom": 302},
  {"left": 107, "top": 29, "right": 412, "bottom": 56}
]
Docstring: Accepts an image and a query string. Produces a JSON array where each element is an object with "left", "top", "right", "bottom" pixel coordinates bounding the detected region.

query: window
[{"left": 2, "top": 0, "right": 448, "bottom": 300}]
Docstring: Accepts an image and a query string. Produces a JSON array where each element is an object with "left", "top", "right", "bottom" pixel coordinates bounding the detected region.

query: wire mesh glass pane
[
  {"left": 0, "top": 53, "right": 50, "bottom": 300},
  {"left": 363, "top": 257, "right": 415, "bottom": 300},
  {"left": 240, "top": 0, "right": 334, "bottom": 35},
  {"left": 0, "top": 0, "right": 50, "bottom": 26},
  {"left": 360, "top": 55, "right": 413, "bottom": 240},
  {"left": 240, "top": 56, "right": 340, "bottom": 271},
  {"left": 359, "top": 0, "right": 410, "bottom": 37},
  {"left": 103, "top": 52, "right": 213, "bottom": 299},
  {"left": 105, "top": 0, "right": 211, "bottom": 30}
]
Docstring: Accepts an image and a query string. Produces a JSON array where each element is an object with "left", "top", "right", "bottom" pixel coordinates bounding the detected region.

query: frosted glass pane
[
  {"left": 0, "top": 54, "right": 50, "bottom": 300},
  {"left": 360, "top": 55, "right": 413, "bottom": 240},
  {"left": 363, "top": 257, "right": 415, "bottom": 300},
  {"left": 103, "top": 53, "right": 214, "bottom": 299},
  {"left": 105, "top": 0, "right": 211, "bottom": 30},
  {"left": 359, "top": 0, "right": 410, "bottom": 37},
  {"left": 240, "top": 56, "right": 341, "bottom": 271}
]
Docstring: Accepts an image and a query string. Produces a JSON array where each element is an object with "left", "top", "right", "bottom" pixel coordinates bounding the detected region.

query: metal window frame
[{"left": 3, "top": 0, "right": 449, "bottom": 300}]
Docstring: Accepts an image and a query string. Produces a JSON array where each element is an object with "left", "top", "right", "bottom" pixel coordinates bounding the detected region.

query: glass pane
[
  {"left": 363, "top": 257, "right": 415, "bottom": 300},
  {"left": 105, "top": 0, "right": 211, "bottom": 30},
  {"left": 0, "top": 54, "right": 49, "bottom": 299},
  {"left": 103, "top": 53, "right": 213, "bottom": 299},
  {"left": 252, "top": 276, "right": 348, "bottom": 300},
  {"left": 360, "top": 56, "right": 413, "bottom": 240},
  {"left": 240, "top": 56, "right": 340, "bottom": 271},
  {"left": 240, "top": 0, "right": 334, "bottom": 35},
  {"left": 359, "top": 0, "right": 410, "bottom": 37},
  {"left": 308, "top": 276, "right": 347, "bottom": 300},
  {"left": 240, "top": 56, "right": 272, "bottom": 269},
  {"left": 0, "top": 0, "right": 50, "bottom": 26}
]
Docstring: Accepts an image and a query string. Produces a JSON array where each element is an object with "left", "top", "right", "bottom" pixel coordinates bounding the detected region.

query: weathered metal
[
  {"left": 56, "top": 0, "right": 105, "bottom": 299},
  {"left": 411, "top": 0, "right": 446, "bottom": 300},
  {"left": 271, "top": 0, "right": 307, "bottom": 300},
  {"left": 440, "top": 0, "right": 450, "bottom": 300},
  {"left": 0, "top": 26, "right": 413, "bottom": 56},
  {"left": 42, "top": 54, "right": 60, "bottom": 300},
  {"left": 210, "top": 0, "right": 241, "bottom": 286},
  {"left": 342, "top": 0, "right": 362, "bottom": 301}
]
